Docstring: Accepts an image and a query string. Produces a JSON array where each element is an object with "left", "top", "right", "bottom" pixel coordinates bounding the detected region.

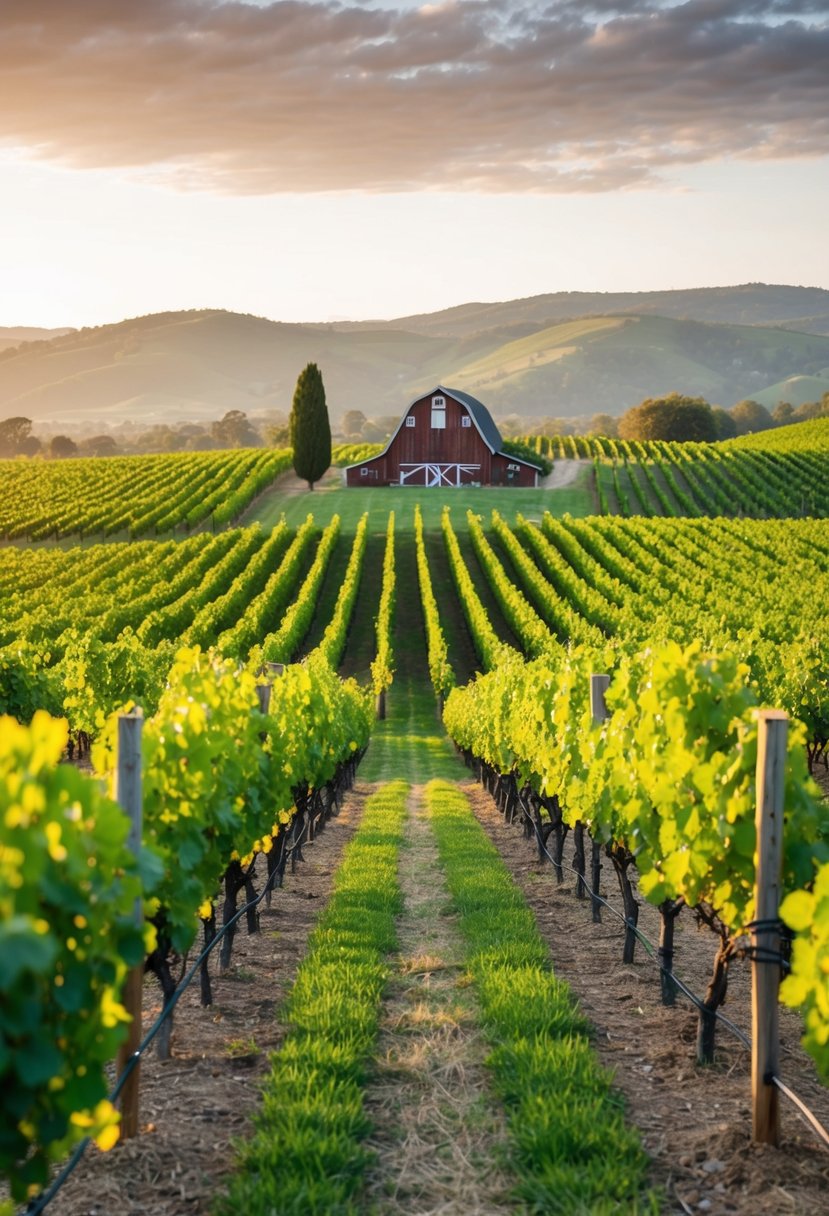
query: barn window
[
  {"left": 406, "top": 416, "right": 416, "bottom": 427},
  {"left": 361, "top": 467, "right": 368, "bottom": 477},
  {"left": 431, "top": 409, "right": 446, "bottom": 429},
  {"left": 432, "top": 396, "right": 445, "bottom": 409},
  {"left": 461, "top": 415, "right": 471, "bottom": 428}
]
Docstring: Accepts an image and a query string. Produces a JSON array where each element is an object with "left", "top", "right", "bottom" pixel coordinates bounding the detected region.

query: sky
[{"left": 1, "top": 0, "right": 828, "bottom": 329}]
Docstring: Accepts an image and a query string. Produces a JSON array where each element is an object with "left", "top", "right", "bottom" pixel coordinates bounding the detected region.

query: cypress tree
[{"left": 289, "top": 362, "right": 332, "bottom": 490}]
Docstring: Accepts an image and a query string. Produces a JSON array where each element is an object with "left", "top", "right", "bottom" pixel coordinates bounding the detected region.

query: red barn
[{"left": 345, "top": 386, "right": 540, "bottom": 487}]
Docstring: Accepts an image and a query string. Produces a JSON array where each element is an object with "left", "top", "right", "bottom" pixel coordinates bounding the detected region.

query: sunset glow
[{"left": 1, "top": 0, "right": 828, "bottom": 328}]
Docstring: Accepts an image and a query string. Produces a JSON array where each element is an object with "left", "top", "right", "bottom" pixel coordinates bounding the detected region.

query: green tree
[
  {"left": 48, "top": 435, "right": 78, "bottom": 459},
  {"left": 341, "top": 409, "right": 367, "bottom": 438},
  {"left": 730, "top": 399, "right": 774, "bottom": 436},
  {"left": 0, "top": 416, "right": 33, "bottom": 457},
  {"left": 587, "top": 412, "right": 619, "bottom": 438},
  {"left": 290, "top": 363, "right": 331, "bottom": 490},
  {"left": 80, "top": 435, "right": 119, "bottom": 457},
  {"left": 618, "top": 394, "right": 717, "bottom": 443},
  {"left": 211, "top": 409, "right": 263, "bottom": 449},
  {"left": 772, "top": 401, "right": 794, "bottom": 426},
  {"left": 711, "top": 406, "right": 738, "bottom": 441}
]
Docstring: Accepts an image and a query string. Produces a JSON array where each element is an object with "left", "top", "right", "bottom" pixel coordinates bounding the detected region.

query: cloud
[{"left": 0, "top": 0, "right": 827, "bottom": 193}]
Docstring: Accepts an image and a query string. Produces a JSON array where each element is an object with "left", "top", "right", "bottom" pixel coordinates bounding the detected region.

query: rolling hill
[
  {"left": 2, "top": 285, "right": 829, "bottom": 425},
  {"left": 0, "top": 325, "right": 75, "bottom": 354},
  {"left": 336, "top": 282, "right": 829, "bottom": 339}
]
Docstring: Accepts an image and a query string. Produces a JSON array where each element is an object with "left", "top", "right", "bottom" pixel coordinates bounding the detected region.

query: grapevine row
[
  {"left": 0, "top": 449, "right": 291, "bottom": 541},
  {"left": 257, "top": 515, "right": 342, "bottom": 665},
  {"left": 311, "top": 513, "right": 369, "bottom": 667},
  {"left": 442, "top": 643, "right": 828, "bottom": 1069},
  {"left": 370, "top": 511, "right": 396, "bottom": 712},
  {"left": 413, "top": 505, "right": 454, "bottom": 699},
  {"left": 1, "top": 649, "right": 372, "bottom": 1201},
  {"left": 440, "top": 507, "right": 517, "bottom": 671}
]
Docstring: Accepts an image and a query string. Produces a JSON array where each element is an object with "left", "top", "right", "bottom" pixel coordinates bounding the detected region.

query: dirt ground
[
  {"left": 464, "top": 782, "right": 829, "bottom": 1216},
  {"left": 538, "top": 459, "right": 588, "bottom": 491},
  {"left": 43, "top": 788, "right": 362, "bottom": 1216}
]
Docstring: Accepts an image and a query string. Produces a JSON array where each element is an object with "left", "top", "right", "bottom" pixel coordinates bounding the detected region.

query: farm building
[{"left": 344, "top": 386, "right": 541, "bottom": 487}]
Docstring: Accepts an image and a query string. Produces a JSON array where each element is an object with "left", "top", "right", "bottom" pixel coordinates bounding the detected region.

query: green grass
[
  {"left": 751, "top": 373, "right": 829, "bottom": 410},
  {"left": 359, "top": 679, "right": 465, "bottom": 784},
  {"left": 426, "top": 781, "right": 659, "bottom": 1215},
  {"left": 243, "top": 478, "right": 595, "bottom": 534},
  {"left": 216, "top": 781, "right": 408, "bottom": 1216}
]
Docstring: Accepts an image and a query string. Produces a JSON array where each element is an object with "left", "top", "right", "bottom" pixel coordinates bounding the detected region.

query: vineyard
[
  {"left": 2, "top": 422, "right": 829, "bottom": 1215},
  {"left": 520, "top": 421, "right": 829, "bottom": 519}
]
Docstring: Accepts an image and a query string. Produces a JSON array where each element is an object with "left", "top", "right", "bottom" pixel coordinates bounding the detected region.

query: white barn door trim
[{"left": 399, "top": 462, "right": 481, "bottom": 486}]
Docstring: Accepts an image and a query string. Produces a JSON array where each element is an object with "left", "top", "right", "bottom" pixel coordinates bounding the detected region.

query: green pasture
[{"left": 242, "top": 467, "right": 595, "bottom": 533}]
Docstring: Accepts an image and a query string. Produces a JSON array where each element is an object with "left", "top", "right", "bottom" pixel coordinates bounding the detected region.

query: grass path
[
  {"left": 359, "top": 678, "right": 463, "bottom": 784},
  {"left": 362, "top": 786, "right": 513, "bottom": 1214},
  {"left": 427, "top": 781, "right": 658, "bottom": 1215},
  {"left": 337, "top": 528, "right": 386, "bottom": 682},
  {"left": 215, "top": 683, "right": 656, "bottom": 1214},
  {"left": 212, "top": 573, "right": 656, "bottom": 1216},
  {"left": 216, "top": 781, "right": 409, "bottom": 1216}
]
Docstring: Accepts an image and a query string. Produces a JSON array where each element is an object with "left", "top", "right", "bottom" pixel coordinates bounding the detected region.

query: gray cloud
[{"left": 0, "top": 0, "right": 827, "bottom": 192}]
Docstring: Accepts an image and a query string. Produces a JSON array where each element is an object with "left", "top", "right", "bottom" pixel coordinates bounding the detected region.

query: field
[{"left": 2, "top": 423, "right": 829, "bottom": 1216}]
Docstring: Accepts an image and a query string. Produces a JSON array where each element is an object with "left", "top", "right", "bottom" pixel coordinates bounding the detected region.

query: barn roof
[
  {"left": 438, "top": 387, "right": 504, "bottom": 453},
  {"left": 437, "top": 387, "right": 542, "bottom": 470}
]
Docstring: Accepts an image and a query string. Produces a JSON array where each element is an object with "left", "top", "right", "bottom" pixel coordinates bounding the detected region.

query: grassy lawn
[
  {"left": 243, "top": 468, "right": 595, "bottom": 533},
  {"left": 359, "top": 679, "right": 465, "bottom": 784}
]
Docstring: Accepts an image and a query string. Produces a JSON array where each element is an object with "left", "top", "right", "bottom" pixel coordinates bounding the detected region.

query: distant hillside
[
  {"left": 749, "top": 372, "right": 829, "bottom": 410},
  {"left": 440, "top": 315, "right": 829, "bottom": 416},
  {"left": 0, "top": 311, "right": 468, "bottom": 424},
  {"left": 336, "top": 283, "right": 829, "bottom": 339},
  {"left": 2, "top": 288, "right": 829, "bottom": 425},
  {"left": 0, "top": 325, "right": 75, "bottom": 354}
]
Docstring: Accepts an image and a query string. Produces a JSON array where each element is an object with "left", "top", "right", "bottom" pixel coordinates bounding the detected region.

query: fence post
[
  {"left": 589, "top": 675, "right": 610, "bottom": 924},
  {"left": 115, "top": 708, "right": 144, "bottom": 1142},
  {"left": 752, "top": 709, "right": 787, "bottom": 1146}
]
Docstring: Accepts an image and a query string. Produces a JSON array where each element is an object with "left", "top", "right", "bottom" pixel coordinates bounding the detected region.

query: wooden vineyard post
[
  {"left": 256, "top": 661, "right": 284, "bottom": 719},
  {"left": 752, "top": 710, "right": 788, "bottom": 1146},
  {"left": 256, "top": 681, "right": 272, "bottom": 716},
  {"left": 115, "top": 708, "right": 144, "bottom": 1141},
  {"left": 589, "top": 675, "right": 610, "bottom": 924}
]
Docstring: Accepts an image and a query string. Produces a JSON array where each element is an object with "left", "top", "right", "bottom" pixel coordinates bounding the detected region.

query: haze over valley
[{"left": 3, "top": 284, "right": 829, "bottom": 432}]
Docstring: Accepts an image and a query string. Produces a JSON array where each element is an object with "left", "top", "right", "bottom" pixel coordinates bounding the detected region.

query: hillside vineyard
[{"left": 2, "top": 423, "right": 829, "bottom": 1215}]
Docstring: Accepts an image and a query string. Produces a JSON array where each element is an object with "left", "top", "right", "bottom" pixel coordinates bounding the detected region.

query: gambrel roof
[{"left": 441, "top": 387, "right": 504, "bottom": 453}]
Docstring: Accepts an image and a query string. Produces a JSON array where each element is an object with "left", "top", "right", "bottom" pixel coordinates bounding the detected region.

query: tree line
[
  {"left": 616, "top": 391, "right": 829, "bottom": 443},
  {"left": 3, "top": 378, "right": 827, "bottom": 460}
]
